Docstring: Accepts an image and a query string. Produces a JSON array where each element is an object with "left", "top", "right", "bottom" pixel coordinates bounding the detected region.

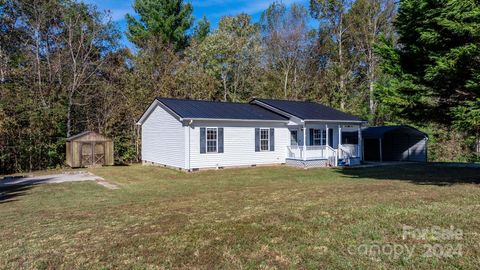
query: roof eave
[
  {"left": 66, "top": 131, "right": 94, "bottom": 141},
  {"left": 136, "top": 99, "right": 184, "bottom": 125},
  {"left": 303, "top": 119, "right": 367, "bottom": 124},
  {"left": 183, "top": 118, "right": 289, "bottom": 123}
]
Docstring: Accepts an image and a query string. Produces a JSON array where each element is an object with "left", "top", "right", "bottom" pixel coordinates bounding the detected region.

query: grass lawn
[{"left": 0, "top": 164, "right": 479, "bottom": 269}]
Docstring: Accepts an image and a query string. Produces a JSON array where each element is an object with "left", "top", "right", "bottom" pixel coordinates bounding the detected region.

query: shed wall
[
  {"left": 105, "top": 141, "right": 114, "bottom": 165},
  {"left": 72, "top": 141, "right": 80, "bottom": 167},
  {"left": 66, "top": 142, "right": 72, "bottom": 166}
]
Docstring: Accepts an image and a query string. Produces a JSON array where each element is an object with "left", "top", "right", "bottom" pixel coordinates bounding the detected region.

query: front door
[
  {"left": 81, "top": 143, "right": 93, "bottom": 166},
  {"left": 328, "top": 128, "right": 334, "bottom": 147}
]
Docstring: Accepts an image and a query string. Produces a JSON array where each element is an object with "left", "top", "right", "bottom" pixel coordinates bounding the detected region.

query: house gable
[{"left": 141, "top": 103, "right": 185, "bottom": 168}]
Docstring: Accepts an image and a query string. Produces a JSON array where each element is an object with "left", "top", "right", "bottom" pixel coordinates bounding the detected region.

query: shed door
[
  {"left": 81, "top": 143, "right": 93, "bottom": 166},
  {"left": 94, "top": 143, "right": 105, "bottom": 165}
]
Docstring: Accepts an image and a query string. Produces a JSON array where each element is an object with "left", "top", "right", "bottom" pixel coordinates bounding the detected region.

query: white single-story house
[{"left": 136, "top": 98, "right": 368, "bottom": 171}]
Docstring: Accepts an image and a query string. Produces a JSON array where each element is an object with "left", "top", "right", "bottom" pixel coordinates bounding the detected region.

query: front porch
[{"left": 285, "top": 123, "right": 363, "bottom": 168}]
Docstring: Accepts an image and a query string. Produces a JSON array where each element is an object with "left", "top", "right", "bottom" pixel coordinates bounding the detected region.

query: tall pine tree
[
  {"left": 126, "top": 0, "right": 193, "bottom": 50},
  {"left": 380, "top": 0, "right": 480, "bottom": 125}
]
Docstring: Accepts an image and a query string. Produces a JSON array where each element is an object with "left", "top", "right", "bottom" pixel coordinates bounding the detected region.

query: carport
[{"left": 362, "top": 126, "right": 428, "bottom": 162}]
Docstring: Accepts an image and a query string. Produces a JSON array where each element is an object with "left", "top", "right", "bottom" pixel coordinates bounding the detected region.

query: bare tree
[
  {"left": 349, "top": 0, "right": 396, "bottom": 120},
  {"left": 61, "top": 3, "right": 116, "bottom": 137},
  {"left": 261, "top": 2, "right": 313, "bottom": 99},
  {"left": 311, "top": 0, "right": 353, "bottom": 110}
]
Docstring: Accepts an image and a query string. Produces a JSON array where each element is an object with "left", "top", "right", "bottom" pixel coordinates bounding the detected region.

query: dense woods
[{"left": 1, "top": 0, "right": 479, "bottom": 173}]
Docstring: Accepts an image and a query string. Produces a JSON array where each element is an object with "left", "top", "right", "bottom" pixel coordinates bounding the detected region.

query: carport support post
[
  {"left": 357, "top": 125, "right": 362, "bottom": 159},
  {"left": 379, "top": 138, "right": 383, "bottom": 162}
]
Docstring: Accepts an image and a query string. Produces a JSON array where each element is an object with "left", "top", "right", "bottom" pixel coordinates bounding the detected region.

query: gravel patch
[{"left": 0, "top": 172, "right": 118, "bottom": 189}]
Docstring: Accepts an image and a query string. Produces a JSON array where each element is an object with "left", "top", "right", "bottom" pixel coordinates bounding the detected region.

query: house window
[
  {"left": 206, "top": 128, "right": 218, "bottom": 153},
  {"left": 260, "top": 128, "right": 270, "bottom": 151},
  {"left": 290, "top": 130, "right": 298, "bottom": 146},
  {"left": 313, "top": 129, "right": 322, "bottom": 145},
  {"left": 312, "top": 129, "right": 326, "bottom": 146}
]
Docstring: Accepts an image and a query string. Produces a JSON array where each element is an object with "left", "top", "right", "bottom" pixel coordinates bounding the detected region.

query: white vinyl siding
[
  {"left": 141, "top": 104, "right": 185, "bottom": 168},
  {"left": 189, "top": 121, "right": 288, "bottom": 169}
]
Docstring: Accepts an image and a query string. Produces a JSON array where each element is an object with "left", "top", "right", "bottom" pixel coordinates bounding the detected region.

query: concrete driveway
[{"left": 0, "top": 172, "right": 118, "bottom": 189}]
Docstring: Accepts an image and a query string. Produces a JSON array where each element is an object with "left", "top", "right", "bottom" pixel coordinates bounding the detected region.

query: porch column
[
  {"left": 325, "top": 124, "right": 329, "bottom": 147},
  {"left": 338, "top": 125, "right": 342, "bottom": 148},
  {"left": 303, "top": 126, "right": 307, "bottom": 161},
  {"left": 358, "top": 124, "right": 362, "bottom": 159}
]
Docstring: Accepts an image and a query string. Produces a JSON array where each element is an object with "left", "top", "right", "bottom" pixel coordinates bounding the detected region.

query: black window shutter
[
  {"left": 255, "top": 128, "right": 260, "bottom": 152},
  {"left": 270, "top": 128, "right": 275, "bottom": 151},
  {"left": 309, "top": 129, "right": 314, "bottom": 146},
  {"left": 218, "top": 128, "right": 224, "bottom": 153},
  {"left": 200, "top": 128, "right": 206, "bottom": 154}
]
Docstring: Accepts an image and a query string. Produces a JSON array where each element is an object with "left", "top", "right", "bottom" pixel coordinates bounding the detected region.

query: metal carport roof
[{"left": 362, "top": 126, "right": 428, "bottom": 139}]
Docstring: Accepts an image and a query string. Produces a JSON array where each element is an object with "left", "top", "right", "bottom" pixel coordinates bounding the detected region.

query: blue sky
[{"left": 81, "top": 0, "right": 309, "bottom": 48}]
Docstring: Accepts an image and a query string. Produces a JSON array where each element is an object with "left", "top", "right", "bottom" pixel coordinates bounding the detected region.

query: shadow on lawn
[
  {"left": 0, "top": 185, "right": 34, "bottom": 204},
  {"left": 337, "top": 163, "right": 480, "bottom": 186},
  {"left": 0, "top": 175, "right": 58, "bottom": 204}
]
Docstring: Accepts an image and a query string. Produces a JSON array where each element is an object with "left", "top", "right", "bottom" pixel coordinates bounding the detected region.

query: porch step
[{"left": 338, "top": 157, "right": 362, "bottom": 167}]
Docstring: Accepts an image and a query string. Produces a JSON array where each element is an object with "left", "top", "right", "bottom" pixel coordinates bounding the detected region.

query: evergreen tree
[
  {"left": 379, "top": 0, "right": 480, "bottom": 125},
  {"left": 126, "top": 0, "right": 193, "bottom": 50},
  {"left": 377, "top": 0, "right": 480, "bottom": 160},
  {"left": 192, "top": 15, "right": 210, "bottom": 42}
]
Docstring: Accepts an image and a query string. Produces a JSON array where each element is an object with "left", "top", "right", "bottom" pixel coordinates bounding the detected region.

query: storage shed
[
  {"left": 362, "top": 126, "right": 428, "bottom": 162},
  {"left": 66, "top": 131, "right": 114, "bottom": 167}
]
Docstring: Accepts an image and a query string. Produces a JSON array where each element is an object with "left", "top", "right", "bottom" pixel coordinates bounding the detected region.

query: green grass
[{"left": 0, "top": 164, "right": 479, "bottom": 269}]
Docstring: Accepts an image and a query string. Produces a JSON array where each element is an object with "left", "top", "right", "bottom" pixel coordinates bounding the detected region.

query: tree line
[{"left": 0, "top": 0, "right": 479, "bottom": 173}]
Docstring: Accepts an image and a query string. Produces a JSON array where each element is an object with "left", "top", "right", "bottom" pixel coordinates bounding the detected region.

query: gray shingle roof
[
  {"left": 157, "top": 98, "right": 288, "bottom": 121},
  {"left": 252, "top": 99, "right": 364, "bottom": 122}
]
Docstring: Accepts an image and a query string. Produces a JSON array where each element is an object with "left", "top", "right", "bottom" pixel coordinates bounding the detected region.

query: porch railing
[
  {"left": 287, "top": 144, "right": 359, "bottom": 161},
  {"left": 338, "top": 144, "right": 360, "bottom": 159},
  {"left": 286, "top": 145, "right": 336, "bottom": 160}
]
